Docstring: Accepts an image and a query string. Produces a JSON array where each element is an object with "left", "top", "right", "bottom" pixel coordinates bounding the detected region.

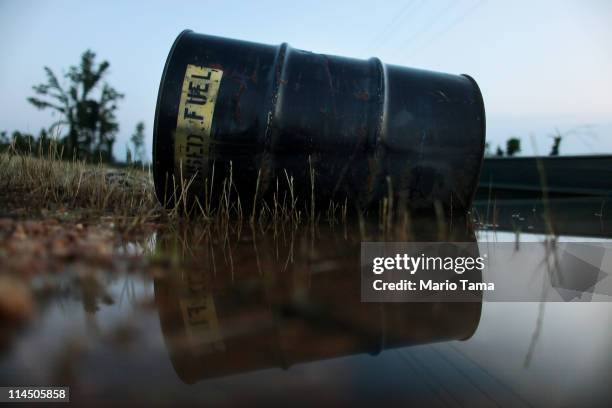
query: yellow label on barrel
[
  {"left": 175, "top": 65, "right": 223, "bottom": 183},
  {"left": 178, "top": 266, "right": 225, "bottom": 354},
  {"left": 179, "top": 292, "right": 225, "bottom": 354}
]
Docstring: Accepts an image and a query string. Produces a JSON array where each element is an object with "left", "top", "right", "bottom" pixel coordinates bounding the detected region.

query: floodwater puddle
[{"left": 0, "top": 209, "right": 611, "bottom": 406}]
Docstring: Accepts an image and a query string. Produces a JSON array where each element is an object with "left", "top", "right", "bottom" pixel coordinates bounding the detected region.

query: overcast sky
[{"left": 1, "top": 0, "right": 611, "bottom": 159}]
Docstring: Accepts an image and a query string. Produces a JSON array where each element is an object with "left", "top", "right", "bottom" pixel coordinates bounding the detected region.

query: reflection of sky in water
[
  {"left": 462, "top": 302, "right": 612, "bottom": 406},
  {"left": 479, "top": 230, "right": 612, "bottom": 243},
  {"left": 1, "top": 231, "right": 610, "bottom": 406}
]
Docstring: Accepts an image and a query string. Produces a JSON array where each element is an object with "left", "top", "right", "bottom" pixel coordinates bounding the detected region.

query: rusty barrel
[{"left": 153, "top": 30, "right": 486, "bottom": 215}]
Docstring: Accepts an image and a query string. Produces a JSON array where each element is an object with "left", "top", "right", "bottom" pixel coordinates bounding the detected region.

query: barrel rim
[
  {"left": 460, "top": 73, "right": 487, "bottom": 209},
  {"left": 153, "top": 29, "right": 193, "bottom": 207}
]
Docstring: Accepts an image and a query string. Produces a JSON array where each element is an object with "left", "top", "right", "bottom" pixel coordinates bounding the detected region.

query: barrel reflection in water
[
  {"left": 153, "top": 31, "right": 486, "bottom": 215},
  {"left": 153, "top": 222, "right": 482, "bottom": 384}
]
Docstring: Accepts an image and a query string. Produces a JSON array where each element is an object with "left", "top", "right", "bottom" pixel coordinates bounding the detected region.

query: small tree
[
  {"left": 125, "top": 145, "right": 133, "bottom": 164},
  {"left": 550, "top": 136, "right": 562, "bottom": 156},
  {"left": 27, "top": 50, "right": 123, "bottom": 162},
  {"left": 130, "top": 122, "right": 146, "bottom": 164},
  {"left": 506, "top": 137, "right": 521, "bottom": 157},
  {"left": 495, "top": 146, "right": 504, "bottom": 157},
  {"left": 9, "top": 131, "right": 36, "bottom": 154},
  {"left": 0, "top": 131, "right": 8, "bottom": 150},
  {"left": 550, "top": 129, "right": 563, "bottom": 156}
]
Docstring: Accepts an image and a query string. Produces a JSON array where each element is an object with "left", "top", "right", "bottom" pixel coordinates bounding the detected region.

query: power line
[
  {"left": 363, "top": 0, "right": 425, "bottom": 56},
  {"left": 393, "top": 0, "right": 461, "bottom": 60},
  {"left": 404, "top": 0, "right": 486, "bottom": 60}
]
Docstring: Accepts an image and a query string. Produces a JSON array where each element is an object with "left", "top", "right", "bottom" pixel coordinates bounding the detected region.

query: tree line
[
  {"left": 0, "top": 50, "right": 146, "bottom": 164},
  {"left": 485, "top": 134, "right": 563, "bottom": 157}
]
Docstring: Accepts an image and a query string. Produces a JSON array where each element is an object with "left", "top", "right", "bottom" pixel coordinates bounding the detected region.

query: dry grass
[
  {"left": 0, "top": 143, "right": 323, "bottom": 234},
  {"left": 0, "top": 141, "right": 471, "bottom": 242},
  {"left": 0, "top": 144, "right": 157, "bottom": 230}
]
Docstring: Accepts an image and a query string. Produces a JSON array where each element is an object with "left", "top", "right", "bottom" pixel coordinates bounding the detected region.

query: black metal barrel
[{"left": 153, "top": 30, "right": 486, "bottom": 216}]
